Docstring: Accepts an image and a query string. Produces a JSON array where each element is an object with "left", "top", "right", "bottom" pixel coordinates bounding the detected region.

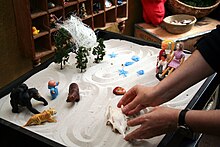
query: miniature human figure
[
  {"left": 156, "top": 55, "right": 168, "bottom": 74},
  {"left": 79, "top": 3, "right": 87, "bottom": 19},
  {"left": 48, "top": 80, "right": 59, "bottom": 100},
  {"left": 159, "top": 42, "right": 185, "bottom": 80},
  {"left": 156, "top": 40, "right": 174, "bottom": 74}
]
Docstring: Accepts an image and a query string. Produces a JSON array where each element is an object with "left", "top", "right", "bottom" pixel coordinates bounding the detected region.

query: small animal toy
[
  {"left": 113, "top": 86, "right": 126, "bottom": 95},
  {"left": 10, "top": 83, "right": 48, "bottom": 114},
  {"left": 66, "top": 83, "right": 80, "bottom": 102},
  {"left": 23, "top": 108, "right": 57, "bottom": 127},
  {"left": 32, "top": 26, "right": 40, "bottom": 35},
  {"left": 48, "top": 80, "right": 59, "bottom": 100}
]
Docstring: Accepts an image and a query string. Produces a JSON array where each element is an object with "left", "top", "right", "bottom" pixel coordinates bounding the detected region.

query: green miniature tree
[
  {"left": 54, "top": 28, "right": 75, "bottom": 69},
  {"left": 75, "top": 46, "right": 90, "bottom": 72},
  {"left": 92, "top": 38, "right": 106, "bottom": 63}
]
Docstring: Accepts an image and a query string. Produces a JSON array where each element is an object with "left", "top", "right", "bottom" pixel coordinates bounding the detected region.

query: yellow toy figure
[{"left": 32, "top": 26, "right": 40, "bottom": 35}]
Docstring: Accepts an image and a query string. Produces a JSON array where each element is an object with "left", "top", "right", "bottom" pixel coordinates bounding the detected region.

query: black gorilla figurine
[{"left": 10, "top": 83, "right": 48, "bottom": 114}]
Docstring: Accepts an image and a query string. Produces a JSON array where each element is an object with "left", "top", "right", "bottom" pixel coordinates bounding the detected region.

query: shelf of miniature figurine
[
  {"left": 116, "top": 1, "right": 127, "bottom": 7},
  {"left": 81, "top": 14, "right": 93, "bottom": 21},
  {"left": 105, "top": 5, "right": 116, "bottom": 11},
  {"left": 35, "top": 49, "right": 55, "bottom": 62},
  {"left": 93, "top": 10, "right": 105, "bottom": 17},
  {"left": 64, "top": 1, "right": 78, "bottom": 8},
  {"left": 33, "top": 31, "right": 49, "bottom": 39},
  {"left": 48, "top": 5, "right": 63, "bottom": 13},
  {"left": 117, "top": 17, "right": 128, "bottom": 23},
  {"left": 78, "top": 0, "right": 86, "bottom": 3},
  {"left": 106, "top": 9, "right": 117, "bottom": 22},
  {"left": 82, "top": 17, "right": 93, "bottom": 29},
  {"left": 117, "top": 6, "right": 127, "bottom": 18},
  {"left": 64, "top": 4, "right": 78, "bottom": 19},
  {"left": 31, "top": 11, "right": 48, "bottom": 19},
  {"left": 94, "top": 13, "right": 105, "bottom": 28}
]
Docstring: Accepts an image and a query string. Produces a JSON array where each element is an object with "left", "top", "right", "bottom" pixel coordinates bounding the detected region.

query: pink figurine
[{"left": 158, "top": 42, "right": 185, "bottom": 80}]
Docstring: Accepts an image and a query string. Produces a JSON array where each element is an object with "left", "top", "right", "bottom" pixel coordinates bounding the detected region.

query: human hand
[
  {"left": 117, "top": 85, "right": 160, "bottom": 115},
  {"left": 124, "top": 106, "right": 180, "bottom": 141}
]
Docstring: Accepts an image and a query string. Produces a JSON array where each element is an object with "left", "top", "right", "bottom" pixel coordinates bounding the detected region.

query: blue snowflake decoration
[
  {"left": 124, "top": 61, "right": 134, "bottom": 66},
  {"left": 118, "top": 69, "right": 128, "bottom": 77},
  {"left": 131, "top": 55, "right": 140, "bottom": 62},
  {"left": 108, "top": 52, "right": 117, "bottom": 58},
  {"left": 137, "top": 70, "right": 144, "bottom": 75}
]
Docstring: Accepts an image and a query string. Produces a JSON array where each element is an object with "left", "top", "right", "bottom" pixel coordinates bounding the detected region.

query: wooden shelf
[{"left": 13, "top": 0, "right": 128, "bottom": 66}]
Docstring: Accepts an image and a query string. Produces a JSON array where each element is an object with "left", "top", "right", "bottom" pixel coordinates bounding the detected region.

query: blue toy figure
[{"left": 48, "top": 80, "right": 59, "bottom": 100}]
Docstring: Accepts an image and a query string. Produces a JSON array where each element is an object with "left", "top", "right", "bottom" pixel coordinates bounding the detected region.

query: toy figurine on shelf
[
  {"left": 48, "top": 2, "right": 56, "bottom": 9},
  {"left": 105, "top": 0, "right": 112, "bottom": 8},
  {"left": 32, "top": 26, "right": 40, "bottom": 36},
  {"left": 93, "top": 2, "right": 101, "bottom": 14},
  {"left": 79, "top": 3, "right": 87, "bottom": 19},
  {"left": 50, "top": 14, "right": 58, "bottom": 28},
  {"left": 48, "top": 80, "right": 59, "bottom": 100},
  {"left": 157, "top": 42, "right": 185, "bottom": 80},
  {"left": 117, "top": 0, "right": 123, "bottom": 5},
  {"left": 10, "top": 83, "right": 48, "bottom": 114},
  {"left": 49, "top": 14, "right": 63, "bottom": 28}
]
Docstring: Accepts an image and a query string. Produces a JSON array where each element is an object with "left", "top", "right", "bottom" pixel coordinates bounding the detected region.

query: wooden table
[{"left": 134, "top": 17, "right": 220, "bottom": 51}]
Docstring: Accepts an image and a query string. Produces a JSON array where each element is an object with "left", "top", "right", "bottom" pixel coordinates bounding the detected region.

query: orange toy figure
[{"left": 158, "top": 42, "right": 185, "bottom": 80}]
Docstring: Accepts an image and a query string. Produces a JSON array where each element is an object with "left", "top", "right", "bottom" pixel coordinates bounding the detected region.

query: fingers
[
  {"left": 127, "top": 116, "right": 145, "bottom": 127},
  {"left": 117, "top": 87, "right": 136, "bottom": 108},
  {"left": 124, "top": 127, "right": 142, "bottom": 141},
  {"left": 127, "top": 104, "right": 146, "bottom": 115}
]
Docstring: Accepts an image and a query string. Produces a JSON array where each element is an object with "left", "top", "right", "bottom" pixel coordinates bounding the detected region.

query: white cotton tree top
[{"left": 58, "top": 16, "right": 97, "bottom": 48}]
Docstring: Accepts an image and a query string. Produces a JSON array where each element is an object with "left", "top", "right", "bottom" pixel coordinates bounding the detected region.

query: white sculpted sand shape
[
  {"left": 0, "top": 39, "right": 205, "bottom": 147},
  {"left": 106, "top": 105, "right": 128, "bottom": 138}
]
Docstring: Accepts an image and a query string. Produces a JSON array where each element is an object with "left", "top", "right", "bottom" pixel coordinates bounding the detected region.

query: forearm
[
  {"left": 185, "top": 110, "right": 220, "bottom": 135},
  {"left": 152, "top": 50, "right": 214, "bottom": 105}
]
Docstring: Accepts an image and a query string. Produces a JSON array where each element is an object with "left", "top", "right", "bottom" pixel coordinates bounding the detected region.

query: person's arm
[
  {"left": 185, "top": 110, "right": 220, "bottom": 135},
  {"left": 153, "top": 49, "right": 214, "bottom": 105},
  {"left": 118, "top": 50, "right": 214, "bottom": 115}
]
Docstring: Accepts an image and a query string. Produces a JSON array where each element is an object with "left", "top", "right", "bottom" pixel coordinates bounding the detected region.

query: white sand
[{"left": 0, "top": 39, "right": 204, "bottom": 147}]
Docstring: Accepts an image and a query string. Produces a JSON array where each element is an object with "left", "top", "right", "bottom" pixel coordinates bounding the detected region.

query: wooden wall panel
[{"left": 0, "top": 0, "right": 32, "bottom": 90}]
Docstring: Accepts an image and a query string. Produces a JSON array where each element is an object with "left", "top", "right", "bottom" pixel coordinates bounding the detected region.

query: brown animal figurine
[{"left": 66, "top": 83, "right": 80, "bottom": 102}]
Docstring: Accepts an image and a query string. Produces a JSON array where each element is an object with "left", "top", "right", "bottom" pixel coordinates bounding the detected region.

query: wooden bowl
[
  {"left": 162, "top": 14, "right": 197, "bottom": 34},
  {"left": 166, "top": 0, "right": 220, "bottom": 18}
]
